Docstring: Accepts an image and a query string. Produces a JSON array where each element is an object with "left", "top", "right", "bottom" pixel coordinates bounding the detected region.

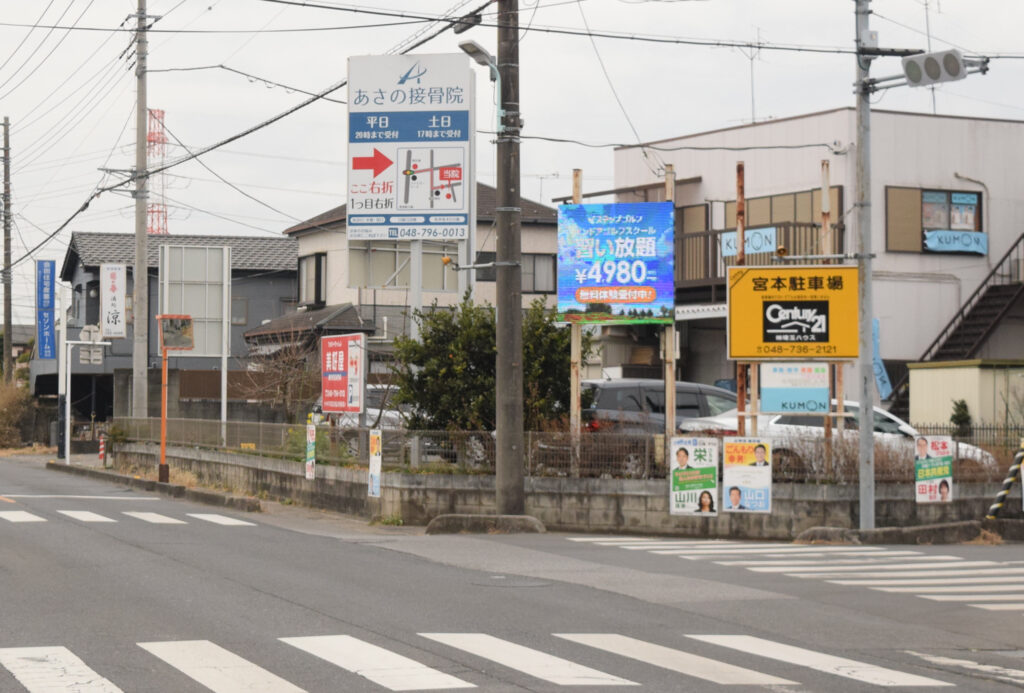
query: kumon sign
[{"left": 727, "top": 265, "right": 859, "bottom": 360}]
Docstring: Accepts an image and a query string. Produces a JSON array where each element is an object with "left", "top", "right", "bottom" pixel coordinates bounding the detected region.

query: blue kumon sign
[
  {"left": 557, "top": 202, "right": 675, "bottom": 324},
  {"left": 924, "top": 229, "right": 988, "bottom": 255}
]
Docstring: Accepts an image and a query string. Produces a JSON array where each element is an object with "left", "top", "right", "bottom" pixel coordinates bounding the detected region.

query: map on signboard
[{"left": 397, "top": 147, "right": 464, "bottom": 210}]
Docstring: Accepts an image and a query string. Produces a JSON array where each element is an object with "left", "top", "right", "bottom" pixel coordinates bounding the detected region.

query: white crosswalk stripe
[
  {"left": 0, "top": 510, "right": 46, "bottom": 523},
  {"left": 569, "top": 536, "right": 1024, "bottom": 612},
  {"left": 0, "top": 646, "right": 124, "bottom": 692},
  {"left": 58, "top": 510, "right": 117, "bottom": 523},
  {"left": 139, "top": 640, "right": 305, "bottom": 693},
  {"left": 688, "top": 634, "right": 953, "bottom": 687},
  {"left": 0, "top": 632, "right": 975, "bottom": 690},
  {"left": 282, "top": 634, "right": 475, "bottom": 690},
  {"left": 420, "top": 633, "right": 638, "bottom": 686},
  {"left": 187, "top": 513, "right": 257, "bottom": 526},
  {"left": 554, "top": 633, "right": 794, "bottom": 685},
  {"left": 122, "top": 511, "right": 188, "bottom": 524}
]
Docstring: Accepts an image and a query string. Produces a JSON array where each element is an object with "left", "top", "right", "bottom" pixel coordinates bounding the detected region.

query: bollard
[
  {"left": 985, "top": 440, "right": 1024, "bottom": 520},
  {"left": 98, "top": 436, "right": 106, "bottom": 467}
]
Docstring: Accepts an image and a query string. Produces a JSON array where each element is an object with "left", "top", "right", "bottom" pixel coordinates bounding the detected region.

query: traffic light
[{"left": 902, "top": 49, "right": 966, "bottom": 87}]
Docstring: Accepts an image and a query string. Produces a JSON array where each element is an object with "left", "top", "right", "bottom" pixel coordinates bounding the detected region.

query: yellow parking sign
[{"left": 727, "top": 265, "right": 859, "bottom": 360}]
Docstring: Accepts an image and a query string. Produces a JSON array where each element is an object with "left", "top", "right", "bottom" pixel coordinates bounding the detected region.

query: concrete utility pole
[
  {"left": 855, "top": 0, "right": 876, "bottom": 530},
  {"left": 3, "top": 117, "right": 11, "bottom": 384},
  {"left": 494, "top": 0, "right": 524, "bottom": 514},
  {"left": 132, "top": 0, "right": 149, "bottom": 418}
]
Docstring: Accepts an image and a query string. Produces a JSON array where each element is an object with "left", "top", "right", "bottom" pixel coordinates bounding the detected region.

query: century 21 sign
[{"left": 727, "top": 266, "right": 859, "bottom": 360}]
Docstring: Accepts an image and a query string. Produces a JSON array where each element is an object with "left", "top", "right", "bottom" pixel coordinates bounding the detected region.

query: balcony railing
[{"left": 677, "top": 222, "right": 844, "bottom": 287}]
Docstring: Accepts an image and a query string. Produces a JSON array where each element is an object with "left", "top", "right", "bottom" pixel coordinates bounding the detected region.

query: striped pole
[{"left": 985, "top": 440, "right": 1024, "bottom": 520}]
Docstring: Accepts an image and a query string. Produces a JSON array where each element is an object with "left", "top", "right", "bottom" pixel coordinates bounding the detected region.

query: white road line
[
  {"left": 187, "top": 513, "right": 257, "bottom": 527},
  {"left": 0, "top": 646, "right": 124, "bottom": 692},
  {"left": 653, "top": 546, "right": 888, "bottom": 556},
  {"left": 139, "top": 640, "right": 304, "bottom": 693},
  {"left": 122, "top": 511, "right": 187, "bottom": 525},
  {"left": 716, "top": 552, "right": 931, "bottom": 566},
  {"left": 829, "top": 575, "right": 1024, "bottom": 586},
  {"left": 877, "top": 584, "right": 1024, "bottom": 593},
  {"left": 2, "top": 495, "right": 159, "bottom": 500},
  {"left": 919, "top": 594, "right": 1024, "bottom": 602},
  {"left": 419, "top": 633, "right": 637, "bottom": 687},
  {"left": 281, "top": 635, "right": 475, "bottom": 691},
  {"left": 687, "top": 635, "right": 952, "bottom": 687},
  {"left": 0, "top": 510, "right": 46, "bottom": 523},
  {"left": 58, "top": 510, "right": 117, "bottom": 523},
  {"left": 554, "top": 633, "right": 794, "bottom": 686},
  {"left": 970, "top": 603, "right": 1024, "bottom": 611},
  {"left": 567, "top": 537, "right": 659, "bottom": 542},
  {"left": 906, "top": 650, "right": 1024, "bottom": 686},
  {"left": 795, "top": 567, "right": 1024, "bottom": 579},
  {"left": 752, "top": 561, "right": 994, "bottom": 574},
  {"left": 616, "top": 541, "right": 741, "bottom": 550}
]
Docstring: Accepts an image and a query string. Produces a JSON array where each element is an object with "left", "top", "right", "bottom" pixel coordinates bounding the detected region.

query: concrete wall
[
  {"left": 909, "top": 360, "right": 1024, "bottom": 425},
  {"left": 115, "top": 442, "right": 1019, "bottom": 539}
]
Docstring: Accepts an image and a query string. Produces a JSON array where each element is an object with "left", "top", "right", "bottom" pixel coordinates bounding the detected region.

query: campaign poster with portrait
[
  {"left": 722, "top": 437, "right": 772, "bottom": 513},
  {"left": 914, "top": 435, "right": 953, "bottom": 503},
  {"left": 669, "top": 437, "right": 719, "bottom": 516}
]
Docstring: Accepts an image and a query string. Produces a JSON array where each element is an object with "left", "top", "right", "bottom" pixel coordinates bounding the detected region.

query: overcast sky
[{"left": 2, "top": 0, "right": 1022, "bottom": 321}]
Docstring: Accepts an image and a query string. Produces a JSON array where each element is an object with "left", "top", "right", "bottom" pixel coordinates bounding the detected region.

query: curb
[
  {"left": 425, "top": 513, "right": 546, "bottom": 535},
  {"left": 45, "top": 462, "right": 262, "bottom": 513},
  {"left": 796, "top": 520, "right": 1001, "bottom": 545}
]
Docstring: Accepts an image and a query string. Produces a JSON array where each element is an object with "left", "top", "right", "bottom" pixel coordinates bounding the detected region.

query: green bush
[{"left": 0, "top": 381, "right": 30, "bottom": 447}]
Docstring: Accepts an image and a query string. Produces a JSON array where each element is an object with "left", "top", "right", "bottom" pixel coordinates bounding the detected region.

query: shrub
[{"left": 0, "top": 381, "right": 30, "bottom": 447}]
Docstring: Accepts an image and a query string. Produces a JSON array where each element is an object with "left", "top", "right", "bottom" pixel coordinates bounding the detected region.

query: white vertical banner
[
  {"left": 368, "top": 429, "right": 382, "bottom": 498},
  {"left": 100, "top": 263, "right": 127, "bottom": 339}
]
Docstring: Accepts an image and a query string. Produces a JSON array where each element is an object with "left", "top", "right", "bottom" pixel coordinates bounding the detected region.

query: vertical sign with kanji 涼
[{"left": 100, "top": 264, "right": 126, "bottom": 339}]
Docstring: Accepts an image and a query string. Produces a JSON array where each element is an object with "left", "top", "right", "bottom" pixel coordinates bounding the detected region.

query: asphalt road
[{"left": 2, "top": 453, "right": 1024, "bottom": 692}]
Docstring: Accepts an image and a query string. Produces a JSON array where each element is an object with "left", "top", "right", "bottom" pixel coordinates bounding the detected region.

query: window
[
  {"left": 349, "top": 241, "right": 457, "bottom": 290},
  {"left": 705, "top": 392, "right": 737, "bottom": 416},
  {"left": 231, "top": 297, "right": 248, "bottom": 326},
  {"left": 474, "top": 252, "right": 556, "bottom": 293},
  {"left": 298, "top": 253, "right": 326, "bottom": 305},
  {"left": 886, "top": 187, "right": 984, "bottom": 253}
]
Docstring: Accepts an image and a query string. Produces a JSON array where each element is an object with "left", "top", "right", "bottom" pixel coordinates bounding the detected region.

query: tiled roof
[
  {"left": 61, "top": 232, "right": 297, "bottom": 280},
  {"left": 243, "top": 303, "right": 371, "bottom": 340},
  {"left": 283, "top": 182, "right": 557, "bottom": 236}
]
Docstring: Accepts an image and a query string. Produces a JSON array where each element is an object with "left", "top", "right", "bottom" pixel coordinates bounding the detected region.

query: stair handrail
[{"left": 889, "top": 231, "right": 1024, "bottom": 402}]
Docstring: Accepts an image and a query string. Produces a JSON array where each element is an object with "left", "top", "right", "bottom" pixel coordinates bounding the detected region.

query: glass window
[
  {"left": 231, "top": 297, "right": 247, "bottom": 326},
  {"left": 298, "top": 254, "right": 325, "bottom": 304},
  {"left": 595, "top": 385, "right": 642, "bottom": 412},
  {"left": 921, "top": 191, "right": 949, "bottom": 229},
  {"left": 675, "top": 390, "right": 702, "bottom": 418},
  {"left": 705, "top": 392, "right": 737, "bottom": 416}
]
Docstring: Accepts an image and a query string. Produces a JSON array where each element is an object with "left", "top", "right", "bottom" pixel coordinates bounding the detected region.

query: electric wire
[{"left": 149, "top": 65, "right": 346, "bottom": 104}]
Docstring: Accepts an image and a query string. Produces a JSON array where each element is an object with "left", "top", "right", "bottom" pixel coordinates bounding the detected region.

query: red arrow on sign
[{"left": 352, "top": 148, "right": 394, "bottom": 178}]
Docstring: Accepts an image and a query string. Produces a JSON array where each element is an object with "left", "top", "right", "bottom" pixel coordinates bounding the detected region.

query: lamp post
[{"left": 459, "top": 1, "right": 524, "bottom": 515}]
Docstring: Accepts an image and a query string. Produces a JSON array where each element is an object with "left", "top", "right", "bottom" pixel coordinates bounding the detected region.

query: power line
[{"left": 149, "top": 65, "right": 346, "bottom": 104}]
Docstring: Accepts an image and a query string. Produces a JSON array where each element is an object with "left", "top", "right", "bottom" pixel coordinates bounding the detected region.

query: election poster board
[
  {"left": 557, "top": 202, "right": 675, "bottom": 324},
  {"left": 305, "top": 421, "right": 316, "bottom": 481},
  {"left": 722, "top": 437, "right": 772, "bottom": 513},
  {"left": 914, "top": 435, "right": 953, "bottom": 503},
  {"left": 669, "top": 437, "right": 719, "bottom": 516}
]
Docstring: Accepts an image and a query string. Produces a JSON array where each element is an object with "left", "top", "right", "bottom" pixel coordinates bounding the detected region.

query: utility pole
[
  {"left": 3, "top": 117, "right": 11, "bottom": 384},
  {"left": 132, "top": 0, "right": 149, "bottom": 418},
  {"left": 495, "top": 0, "right": 524, "bottom": 514},
  {"left": 855, "top": 0, "right": 876, "bottom": 530}
]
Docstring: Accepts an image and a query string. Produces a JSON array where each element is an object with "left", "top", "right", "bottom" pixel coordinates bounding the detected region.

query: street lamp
[{"left": 459, "top": 40, "right": 505, "bottom": 134}]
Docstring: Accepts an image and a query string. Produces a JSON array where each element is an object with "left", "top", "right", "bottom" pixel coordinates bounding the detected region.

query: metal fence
[{"left": 112, "top": 418, "right": 1009, "bottom": 483}]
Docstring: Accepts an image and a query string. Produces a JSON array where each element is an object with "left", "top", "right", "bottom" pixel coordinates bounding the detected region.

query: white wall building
[{"left": 610, "top": 107, "right": 1024, "bottom": 419}]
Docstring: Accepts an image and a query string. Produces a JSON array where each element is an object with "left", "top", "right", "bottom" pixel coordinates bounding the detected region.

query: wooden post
[
  {"left": 570, "top": 169, "right": 583, "bottom": 477},
  {"left": 749, "top": 362, "right": 759, "bottom": 435},
  {"left": 735, "top": 162, "right": 747, "bottom": 436},
  {"left": 664, "top": 165, "right": 677, "bottom": 463}
]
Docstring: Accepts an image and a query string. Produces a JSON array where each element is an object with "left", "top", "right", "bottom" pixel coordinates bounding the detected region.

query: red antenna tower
[{"left": 147, "top": 108, "right": 168, "bottom": 235}]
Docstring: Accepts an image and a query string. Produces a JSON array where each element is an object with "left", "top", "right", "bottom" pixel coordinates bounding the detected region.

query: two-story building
[
  {"left": 604, "top": 107, "right": 1024, "bottom": 417},
  {"left": 31, "top": 232, "right": 297, "bottom": 422}
]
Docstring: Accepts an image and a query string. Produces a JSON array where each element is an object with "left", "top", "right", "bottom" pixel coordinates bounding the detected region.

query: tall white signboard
[
  {"left": 347, "top": 54, "right": 474, "bottom": 241},
  {"left": 100, "top": 264, "right": 127, "bottom": 339}
]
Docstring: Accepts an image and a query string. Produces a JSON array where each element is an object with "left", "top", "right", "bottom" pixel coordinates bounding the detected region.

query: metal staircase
[{"left": 889, "top": 232, "right": 1024, "bottom": 420}]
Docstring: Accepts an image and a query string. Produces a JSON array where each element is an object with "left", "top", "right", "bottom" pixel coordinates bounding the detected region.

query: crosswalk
[
  {"left": 568, "top": 536, "right": 1024, "bottom": 612},
  {"left": 0, "top": 631, "right": 956, "bottom": 691},
  {"left": 0, "top": 509, "right": 256, "bottom": 527}
]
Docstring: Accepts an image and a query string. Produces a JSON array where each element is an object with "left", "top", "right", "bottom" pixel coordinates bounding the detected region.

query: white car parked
[{"left": 678, "top": 400, "right": 997, "bottom": 469}]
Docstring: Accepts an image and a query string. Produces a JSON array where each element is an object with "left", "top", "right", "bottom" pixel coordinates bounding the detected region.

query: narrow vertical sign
[
  {"left": 305, "top": 421, "right": 316, "bottom": 481},
  {"left": 100, "top": 263, "right": 127, "bottom": 339},
  {"left": 35, "top": 260, "right": 55, "bottom": 359},
  {"left": 368, "top": 429, "right": 382, "bottom": 497}
]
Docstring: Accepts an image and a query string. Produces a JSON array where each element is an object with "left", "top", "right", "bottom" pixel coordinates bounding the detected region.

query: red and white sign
[{"left": 321, "top": 334, "right": 365, "bottom": 413}]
